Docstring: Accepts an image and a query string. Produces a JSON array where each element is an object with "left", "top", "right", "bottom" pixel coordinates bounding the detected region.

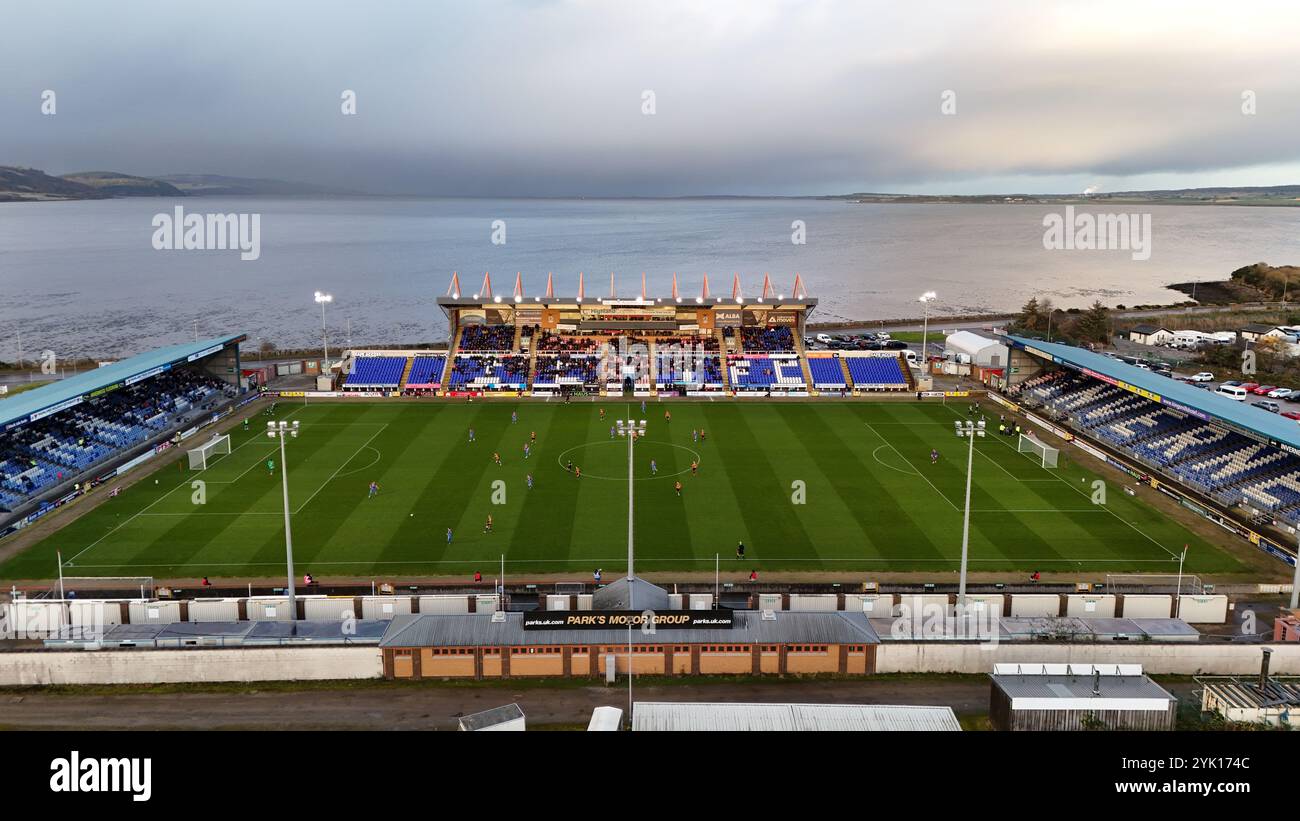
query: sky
[{"left": 2, "top": 0, "right": 1299, "bottom": 197}]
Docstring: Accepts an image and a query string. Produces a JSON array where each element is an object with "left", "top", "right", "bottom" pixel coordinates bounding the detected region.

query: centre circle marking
[{"left": 554, "top": 439, "right": 702, "bottom": 480}]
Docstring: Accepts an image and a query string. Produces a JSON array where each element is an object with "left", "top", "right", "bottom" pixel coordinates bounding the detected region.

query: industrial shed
[
  {"left": 632, "top": 702, "right": 961, "bottom": 732},
  {"left": 989, "top": 663, "right": 1177, "bottom": 731}
]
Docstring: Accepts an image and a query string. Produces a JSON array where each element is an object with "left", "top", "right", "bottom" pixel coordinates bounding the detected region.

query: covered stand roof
[
  {"left": 632, "top": 702, "right": 961, "bottom": 732},
  {"left": 0, "top": 334, "right": 245, "bottom": 431},
  {"left": 1006, "top": 334, "right": 1300, "bottom": 453}
]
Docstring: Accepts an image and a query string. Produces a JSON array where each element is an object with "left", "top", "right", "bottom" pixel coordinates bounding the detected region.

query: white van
[
  {"left": 1216, "top": 384, "right": 1248, "bottom": 401},
  {"left": 815, "top": 333, "right": 833, "bottom": 346},
  {"left": 901, "top": 350, "right": 919, "bottom": 367}
]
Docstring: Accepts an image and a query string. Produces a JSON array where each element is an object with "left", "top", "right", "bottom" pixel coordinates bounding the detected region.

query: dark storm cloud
[{"left": 2, "top": 0, "right": 1299, "bottom": 195}]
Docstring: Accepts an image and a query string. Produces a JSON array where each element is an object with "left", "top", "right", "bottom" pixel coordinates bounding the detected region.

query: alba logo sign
[{"left": 50, "top": 752, "right": 151, "bottom": 802}]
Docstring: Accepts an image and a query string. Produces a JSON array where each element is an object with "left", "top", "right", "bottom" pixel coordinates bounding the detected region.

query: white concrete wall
[
  {"left": 1120, "top": 595, "right": 1173, "bottom": 618},
  {"left": 1066, "top": 595, "right": 1116, "bottom": 618},
  {"left": 304, "top": 598, "right": 356, "bottom": 621},
  {"left": 245, "top": 598, "right": 291, "bottom": 621},
  {"left": 546, "top": 595, "right": 569, "bottom": 611},
  {"left": 2, "top": 601, "right": 68, "bottom": 639},
  {"left": 847, "top": 594, "right": 894, "bottom": 616},
  {"left": 1009, "top": 594, "right": 1060, "bottom": 617},
  {"left": 1177, "top": 595, "right": 1230, "bottom": 624},
  {"left": 475, "top": 595, "right": 499, "bottom": 614},
  {"left": 361, "top": 596, "right": 410, "bottom": 619},
  {"left": 128, "top": 600, "right": 182, "bottom": 625},
  {"left": 962, "top": 594, "right": 1004, "bottom": 616},
  {"left": 69, "top": 600, "right": 122, "bottom": 631},
  {"left": 668, "top": 594, "right": 684, "bottom": 610},
  {"left": 188, "top": 599, "right": 241, "bottom": 622},
  {"left": 758, "top": 593, "right": 782, "bottom": 611},
  {"left": 688, "top": 594, "right": 714, "bottom": 610},
  {"left": 876, "top": 642, "right": 1299, "bottom": 676},
  {"left": 418, "top": 595, "right": 470, "bottom": 615},
  {"left": 789, "top": 594, "right": 838, "bottom": 612},
  {"left": 0, "top": 646, "right": 382, "bottom": 686},
  {"left": 898, "top": 594, "right": 949, "bottom": 617},
  {"left": 576, "top": 594, "right": 593, "bottom": 611}
]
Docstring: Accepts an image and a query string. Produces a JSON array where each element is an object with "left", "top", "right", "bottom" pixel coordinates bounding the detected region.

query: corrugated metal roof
[
  {"left": 870, "top": 616, "right": 1197, "bottom": 642},
  {"left": 632, "top": 702, "right": 962, "bottom": 732},
  {"left": 0, "top": 334, "right": 245, "bottom": 429},
  {"left": 1201, "top": 677, "right": 1300, "bottom": 709},
  {"left": 379, "top": 610, "right": 880, "bottom": 648},
  {"left": 992, "top": 672, "right": 1174, "bottom": 702},
  {"left": 1006, "top": 334, "right": 1300, "bottom": 449},
  {"left": 592, "top": 577, "right": 669, "bottom": 611}
]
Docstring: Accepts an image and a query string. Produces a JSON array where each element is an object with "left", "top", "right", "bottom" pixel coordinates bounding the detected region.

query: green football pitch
[{"left": 0, "top": 399, "right": 1248, "bottom": 579}]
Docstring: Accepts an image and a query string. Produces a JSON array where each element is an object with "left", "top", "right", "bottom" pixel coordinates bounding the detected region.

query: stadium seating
[
  {"left": 446, "top": 354, "right": 529, "bottom": 390},
  {"left": 404, "top": 355, "right": 446, "bottom": 387},
  {"left": 728, "top": 357, "right": 805, "bottom": 389},
  {"left": 740, "top": 326, "right": 795, "bottom": 353},
  {"left": 458, "top": 325, "right": 516, "bottom": 352},
  {"left": 0, "top": 368, "right": 233, "bottom": 512},
  {"left": 344, "top": 356, "right": 407, "bottom": 389},
  {"left": 808, "top": 357, "right": 846, "bottom": 388},
  {"left": 845, "top": 356, "right": 907, "bottom": 388}
]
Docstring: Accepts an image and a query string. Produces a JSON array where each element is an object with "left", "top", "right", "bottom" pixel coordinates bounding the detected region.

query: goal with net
[
  {"left": 1017, "top": 433, "right": 1059, "bottom": 468},
  {"left": 188, "top": 434, "right": 231, "bottom": 470}
]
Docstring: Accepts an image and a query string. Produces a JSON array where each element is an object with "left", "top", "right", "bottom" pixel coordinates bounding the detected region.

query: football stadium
[{"left": 0, "top": 275, "right": 1280, "bottom": 584}]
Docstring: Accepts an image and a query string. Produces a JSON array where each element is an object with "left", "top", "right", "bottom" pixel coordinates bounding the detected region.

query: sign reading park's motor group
[{"left": 522, "top": 610, "right": 734, "bottom": 630}]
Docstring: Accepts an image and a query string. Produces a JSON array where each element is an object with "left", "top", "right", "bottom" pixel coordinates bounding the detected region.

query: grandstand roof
[
  {"left": 0, "top": 334, "right": 245, "bottom": 431},
  {"left": 1005, "top": 335, "right": 1300, "bottom": 453}
]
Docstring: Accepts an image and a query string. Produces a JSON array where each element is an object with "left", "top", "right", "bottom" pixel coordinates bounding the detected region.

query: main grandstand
[
  {"left": 337, "top": 274, "right": 915, "bottom": 398},
  {"left": 0, "top": 336, "right": 245, "bottom": 525},
  {"left": 1003, "top": 335, "right": 1300, "bottom": 563}
]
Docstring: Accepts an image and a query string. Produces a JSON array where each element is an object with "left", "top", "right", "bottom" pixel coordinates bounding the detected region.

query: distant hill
[
  {"left": 0, "top": 166, "right": 109, "bottom": 202},
  {"left": 61, "top": 171, "right": 186, "bottom": 198},
  {"left": 157, "top": 174, "right": 357, "bottom": 196},
  {"left": 830, "top": 184, "right": 1300, "bottom": 206}
]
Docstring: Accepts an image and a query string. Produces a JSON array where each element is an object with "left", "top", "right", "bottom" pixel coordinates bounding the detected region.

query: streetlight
[
  {"left": 954, "top": 419, "right": 985, "bottom": 607},
  {"left": 314, "top": 291, "right": 333, "bottom": 370},
  {"left": 918, "top": 291, "right": 937, "bottom": 373},
  {"left": 268, "top": 419, "right": 301, "bottom": 620},
  {"left": 615, "top": 417, "right": 647, "bottom": 725}
]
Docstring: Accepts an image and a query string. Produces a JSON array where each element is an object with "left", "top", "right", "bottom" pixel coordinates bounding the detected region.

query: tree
[
  {"left": 1018, "top": 297, "right": 1043, "bottom": 331},
  {"left": 1074, "top": 300, "right": 1111, "bottom": 344}
]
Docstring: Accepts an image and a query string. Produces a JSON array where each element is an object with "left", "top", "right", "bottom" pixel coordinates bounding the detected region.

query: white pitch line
[
  {"left": 63, "top": 406, "right": 307, "bottom": 566},
  {"left": 292, "top": 424, "right": 389, "bottom": 514},
  {"left": 863, "top": 420, "right": 960, "bottom": 512},
  {"left": 972, "top": 408, "right": 1181, "bottom": 561}
]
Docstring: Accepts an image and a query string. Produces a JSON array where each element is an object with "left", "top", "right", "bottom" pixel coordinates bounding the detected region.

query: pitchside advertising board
[{"left": 522, "top": 610, "right": 734, "bottom": 630}]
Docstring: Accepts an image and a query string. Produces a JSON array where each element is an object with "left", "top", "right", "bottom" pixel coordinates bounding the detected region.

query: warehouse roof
[
  {"left": 459, "top": 703, "right": 525, "bottom": 731},
  {"left": 0, "top": 334, "right": 245, "bottom": 430},
  {"left": 71, "top": 619, "right": 388, "bottom": 647},
  {"left": 1198, "top": 676, "right": 1300, "bottom": 709},
  {"left": 379, "top": 610, "right": 880, "bottom": 648},
  {"left": 632, "top": 702, "right": 961, "bottom": 732},
  {"left": 1006, "top": 334, "right": 1300, "bottom": 451},
  {"left": 991, "top": 666, "right": 1175, "bottom": 710}
]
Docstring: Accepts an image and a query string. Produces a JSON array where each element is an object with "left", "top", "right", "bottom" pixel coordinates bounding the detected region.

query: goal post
[
  {"left": 188, "top": 434, "right": 231, "bottom": 470},
  {"left": 1017, "top": 433, "right": 1059, "bottom": 468}
]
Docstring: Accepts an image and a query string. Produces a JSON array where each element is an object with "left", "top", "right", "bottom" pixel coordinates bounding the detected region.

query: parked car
[
  {"left": 1238, "top": 382, "right": 1260, "bottom": 392},
  {"left": 883, "top": 340, "right": 908, "bottom": 350},
  {"left": 1268, "top": 387, "right": 1294, "bottom": 399},
  {"left": 1221, "top": 380, "right": 1242, "bottom": 387},
  {"left": 1216, "top": 384, "right": 1248, "bottom": 400},
  {"left": 876, "top": 332, "right": 892, "bottom": 341},
  {"left": 1282, "top": 411, "right": 1300, "bottom": 421},
  {"left": 1254, "top": 400, "right": 1281, "bottom": 413},
  {"left": 815, "top": 333, "right": 833, "bottom": 345},
  {"left": 1190, "top": 372, "right": 1214, "bottom": 382},
  {"left": 1251, "top": 384, "right": 1277, "bottom": 396}
]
